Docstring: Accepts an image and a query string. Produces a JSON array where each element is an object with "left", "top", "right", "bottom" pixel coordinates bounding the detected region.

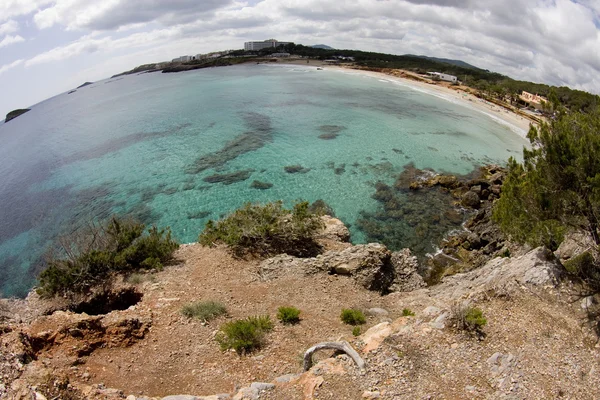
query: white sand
[{"left": 328, "top": 67, "right": 534, "bottom": 138}]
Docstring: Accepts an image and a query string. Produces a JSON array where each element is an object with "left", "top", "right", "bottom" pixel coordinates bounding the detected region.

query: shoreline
[{"left": 276, "top": 59, "right": 534, "bottom": 138}]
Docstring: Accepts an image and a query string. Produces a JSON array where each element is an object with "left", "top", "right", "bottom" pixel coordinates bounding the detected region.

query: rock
[
  {"left": 232, "top": 387, "right": 258, "bottom": 400},
  {"left": 5, "top": 109, "right": 30, "bottom": 123},
  {"left": 126, "top": 396, "right": 137, "bottom": 400},
  {"left": 470, "top": 185, "right": 482, "bottom": 195},
  {"left": 366, "top": 308, "right": 389, "bottom": 317},
  {"left": 34, "top": 392, "right": 47, "bottom": 400},
  {"left": 440, "top": 247, "right": 564, "bottom": 300},
  {"left": 162, "top": 396, "right": 199, "bottom": 400},
  {"left": 318, "top": 216, "right": 351, "bottom": 243},
  {"left": 581, "top": 296, "right": 596, "bottom": 310},
  {"left": 461, "top": 191, "right": 480, "bottom": 208},
  {"left": 555, "top": 230, "right": 596, "bottom": 263},
  {"left": 430, "top": 312, "right": 449, "bottom": 329},
  {"left": 249, "top": 382, "right": 274, "bottom": 391},
  {"left": 361, "top": 322, "right": 393, "bottom": 353},
  {"left": 274, "top": 373, "right": 300, "bottom": 383},
  {"left": 422, "top": 306, "right": 442, "bottom": 317},
  {"left": 362, "top": 390, "right": 381, "bottom": 399},
  {"left": 389, "top": 249, "right": 426, "bottom": 292}
]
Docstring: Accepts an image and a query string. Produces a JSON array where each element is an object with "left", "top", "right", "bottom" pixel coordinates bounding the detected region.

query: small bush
[
  {"left": 402, "top": 308, "right": 415, "bottom": 317},
  {"left": 216, "top": 315, "right": 274, "bottom": 354},
  {"left": 277, "top": 306, "right": 301, "bottom": 324},
  {"left": 452, "top": 302, "right": 487, "bottom": 334},
  {"left": 352, "top": 326, "right": 361, "bottom": 336},
  {"left": 198, "top": 201, "right": 324, "bottom": 258},
  {"left": 340, "top": 309, "right": 366, "bottom": 325},
  {"left": 181, "top": 300, "right": 227, "bottom": 321},
  {"left": 37, "top": 217, "right": 179, "bottom": 297}
]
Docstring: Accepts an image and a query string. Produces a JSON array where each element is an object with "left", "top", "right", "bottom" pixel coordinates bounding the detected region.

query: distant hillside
[
  {"left": 311, "top": 44, "right": 334, "bottom": 50},
  {"left": 412, "top": 55, "right": 483, "bottom": 71}
]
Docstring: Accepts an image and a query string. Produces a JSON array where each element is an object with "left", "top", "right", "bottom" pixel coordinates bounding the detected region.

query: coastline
[{"left": 277, "top": 59, "right": 534, "bottom": 138}]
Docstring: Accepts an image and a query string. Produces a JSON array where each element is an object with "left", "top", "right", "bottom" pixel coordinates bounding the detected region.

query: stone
[
  {"left": 362, "top": 391, "right": 381, "bottom": 399},
  {"left": 162, "top": 396, "right": 200, "bottom": 400},
  {"left": 34, "top": 393, "right": 47, "bottom": 400},
  {"left": 362, "top": 322, "right": 393, "bottom": 353},
  {"left": 249, "top": 382, "right": 274, "bottom": 391},
  {"left": 581, "top": 296, "right": 596, "bottom": 310},
  {"left": 389, "top": 249, "right": 426, "bottom": 292},
  {"left": 318, "top": 216, "right": 351, "bottom": 242},
  {"left": 422, "top": 306, "right": 442, "bottom": 317},
  {"left": 275, "top": 374, "right": 300, "bottom": 383},
  {"left": 555, "top": 230, "right": 596, "bottom": 263},
  {"left": 461, "top": 191, "right": 481, "bottom": 208},
  {"left": 366, "top": 308, "right": 389, "bottom": 317}
]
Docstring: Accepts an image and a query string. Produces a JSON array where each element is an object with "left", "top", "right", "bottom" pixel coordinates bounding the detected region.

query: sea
[{"left": 0, "top": 64, "right": 529, "bottom": 297}]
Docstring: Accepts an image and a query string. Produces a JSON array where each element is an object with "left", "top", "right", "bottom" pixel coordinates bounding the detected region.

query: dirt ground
[{"left": 15, "top": 241, "right": 600, "bottom": 400}]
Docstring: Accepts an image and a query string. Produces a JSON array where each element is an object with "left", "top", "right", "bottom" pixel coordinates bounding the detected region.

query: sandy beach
[{"left": 278, "top": 59, "right": 534, "bottom": 138}]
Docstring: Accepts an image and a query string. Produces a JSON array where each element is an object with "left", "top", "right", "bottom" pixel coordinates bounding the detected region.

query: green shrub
[
  {"left": 216, "top": 315, "right": 274, "bottom": 354},
  {"left": 402, "top": 308, "right": 415, "bottom": 317},
  {"left": 340, "top": 309, "right": 366, "bottom": 325},
  {"left": 198, "top": 201, "right": 324, "bottom": 258},
  {"left": 352, "top": 326, "right": 361, "bottom": 336},
  {"left": 563, "top": 251, "right": 594, "bottom": 274},
  {"left": 277, "top": 306, "right": 301, "bottom": 324},
  {"left": 37, "top": 217, "right": 179, "bottom": 297},
  {"left": 452, "top": 303, "right": 487, "bottom": 334},
  {"left": 181, "top": 301, "right": 227, "bottom": 321}
]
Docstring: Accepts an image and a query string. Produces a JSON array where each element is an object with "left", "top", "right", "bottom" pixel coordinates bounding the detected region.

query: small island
[
  {"left": 5, "top": 108, "right": 30, "bottom": 123},
  {"left": 77, "top": 81, "right": 94, "bottom": 89}
]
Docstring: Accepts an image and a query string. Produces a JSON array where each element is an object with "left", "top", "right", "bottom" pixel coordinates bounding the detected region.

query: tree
[{"left": 493, "top": 108, "right": 600, "bottom": 249}]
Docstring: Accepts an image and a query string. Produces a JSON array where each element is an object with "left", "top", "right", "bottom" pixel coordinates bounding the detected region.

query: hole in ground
[{"left": 71, "top": 288, "right": 143, "bottom": 315}]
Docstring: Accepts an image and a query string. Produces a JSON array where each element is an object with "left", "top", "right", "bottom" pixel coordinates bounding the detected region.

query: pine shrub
[
  {"left": 198, "top": 201, "right": 323, "bottom": 258},
  {"left": 277, "top": 306, "right": 301, "bottom": 324},
  {"left": 340, "top": 309, "right": 366, "bottom": 325},
  {"left": 216, "top": 315, "right": 274, "bottom": 354}
]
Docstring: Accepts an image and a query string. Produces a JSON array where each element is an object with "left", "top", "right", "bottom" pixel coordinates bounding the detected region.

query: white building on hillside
[
  {"left": 244, "top": 39, "right": 293, "bottom": 51},
  {"left": 172, "top": 55, "right": 193, "bottom": 62},
  {"left": 427, "top": 72, "right": 458, "bottom": 83}
]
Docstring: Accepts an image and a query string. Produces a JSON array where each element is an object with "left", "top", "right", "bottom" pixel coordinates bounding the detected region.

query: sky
[{"left": 1, "top": 0, "right": 600, "bottom": 118}]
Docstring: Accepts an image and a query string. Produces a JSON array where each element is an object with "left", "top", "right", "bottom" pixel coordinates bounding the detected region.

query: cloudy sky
[{"left": 1, "top": 0, "right": 599, "bottom": 118}]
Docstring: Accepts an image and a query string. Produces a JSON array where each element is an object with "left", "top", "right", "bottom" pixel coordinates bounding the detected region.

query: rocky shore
[{"left": 2, "top": 190, "right": 600, "bottom": 399}]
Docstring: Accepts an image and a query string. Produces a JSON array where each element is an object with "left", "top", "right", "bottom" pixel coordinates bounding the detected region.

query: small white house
[{"left": 427, "top": 72, "right": 458, "bottom": 83}]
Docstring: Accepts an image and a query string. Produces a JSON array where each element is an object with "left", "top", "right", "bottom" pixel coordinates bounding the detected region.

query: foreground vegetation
[
  {"left": 38, "top": 217, "right": 178, "bottom": 297},
  {"left": 199, "top": 201, "right": 324, "bottom": 258},
  {"left": 216, "top": 315, "right": 274, "bottom": 354}
]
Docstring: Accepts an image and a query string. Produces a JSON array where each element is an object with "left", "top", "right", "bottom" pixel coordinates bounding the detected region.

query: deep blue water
[{"left": 0, "top": 64, "right": 528, "bottom": 297}]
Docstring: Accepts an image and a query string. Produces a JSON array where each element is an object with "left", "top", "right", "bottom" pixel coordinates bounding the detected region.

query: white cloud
[
  {"left": 0, "top": 59, "right": 23, "bottom": 75},
  {"left": 33, "top": 0, "right": 232, "bottom": 31},
  {"left": 0, "top": 34, "right": 25, "bottom": 48},
  {"left": 0, "top": 20, "right": 19, "bottom": 35},
  {"left": 0, "top": 0, "right": 54, "bottom": 22},
  {"left": 10, "top": 0, "right": 600, "bottom": 99}
]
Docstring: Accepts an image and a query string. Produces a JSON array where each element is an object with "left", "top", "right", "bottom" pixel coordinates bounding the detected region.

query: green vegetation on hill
[
  {"left": 493, "top": 108, "right": 600, "bottom": 291},
  {"left": 38, "top": 217, "right": 178, "bottom": 297},
  {"left": 198, "top": 201, "right": 324, "bottom": 258}
]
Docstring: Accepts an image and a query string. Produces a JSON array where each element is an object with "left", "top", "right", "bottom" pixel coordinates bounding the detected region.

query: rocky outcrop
[
  {"left": 258, "top": 243, "right": 424, "bottom": 293},
  {"left": 5, "top": 109, "right": 30, "bottom": 123},
  {"left": 437, "top": 247, "right": 564, "bottom": 301},
  {"left": 555, "top": 230, "right": 596, "bottom": 263}
]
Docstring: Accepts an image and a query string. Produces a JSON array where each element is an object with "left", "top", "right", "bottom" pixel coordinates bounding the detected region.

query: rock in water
[{"left": 5, "top": 109, "right": 30, "bottom": 123}]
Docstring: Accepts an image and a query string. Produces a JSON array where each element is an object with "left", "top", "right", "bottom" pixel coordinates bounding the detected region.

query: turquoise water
[{"left": 0, "top": 64, "right": 528, "bottom": 297}]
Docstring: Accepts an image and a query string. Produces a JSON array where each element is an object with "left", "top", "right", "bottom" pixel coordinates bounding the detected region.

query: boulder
[
  {"left": 389, "top": 249, "right": 425, "bottom": 292},
  {"left": 461, "top": 191, "right": 480, "bottom": 208},
  {"left": 258, "top": 243, "right": 412, "bottom": 292},
  {"left": 554, "top": 230, "right": 596, "bottom": 263},
  {"left": 318, "top": 216, "right": 351, "bottom": 243}
]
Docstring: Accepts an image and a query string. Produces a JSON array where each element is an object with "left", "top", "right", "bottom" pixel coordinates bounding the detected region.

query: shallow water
[{"left": 0, "top": 64, "right": 528, "bottom": 297}]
